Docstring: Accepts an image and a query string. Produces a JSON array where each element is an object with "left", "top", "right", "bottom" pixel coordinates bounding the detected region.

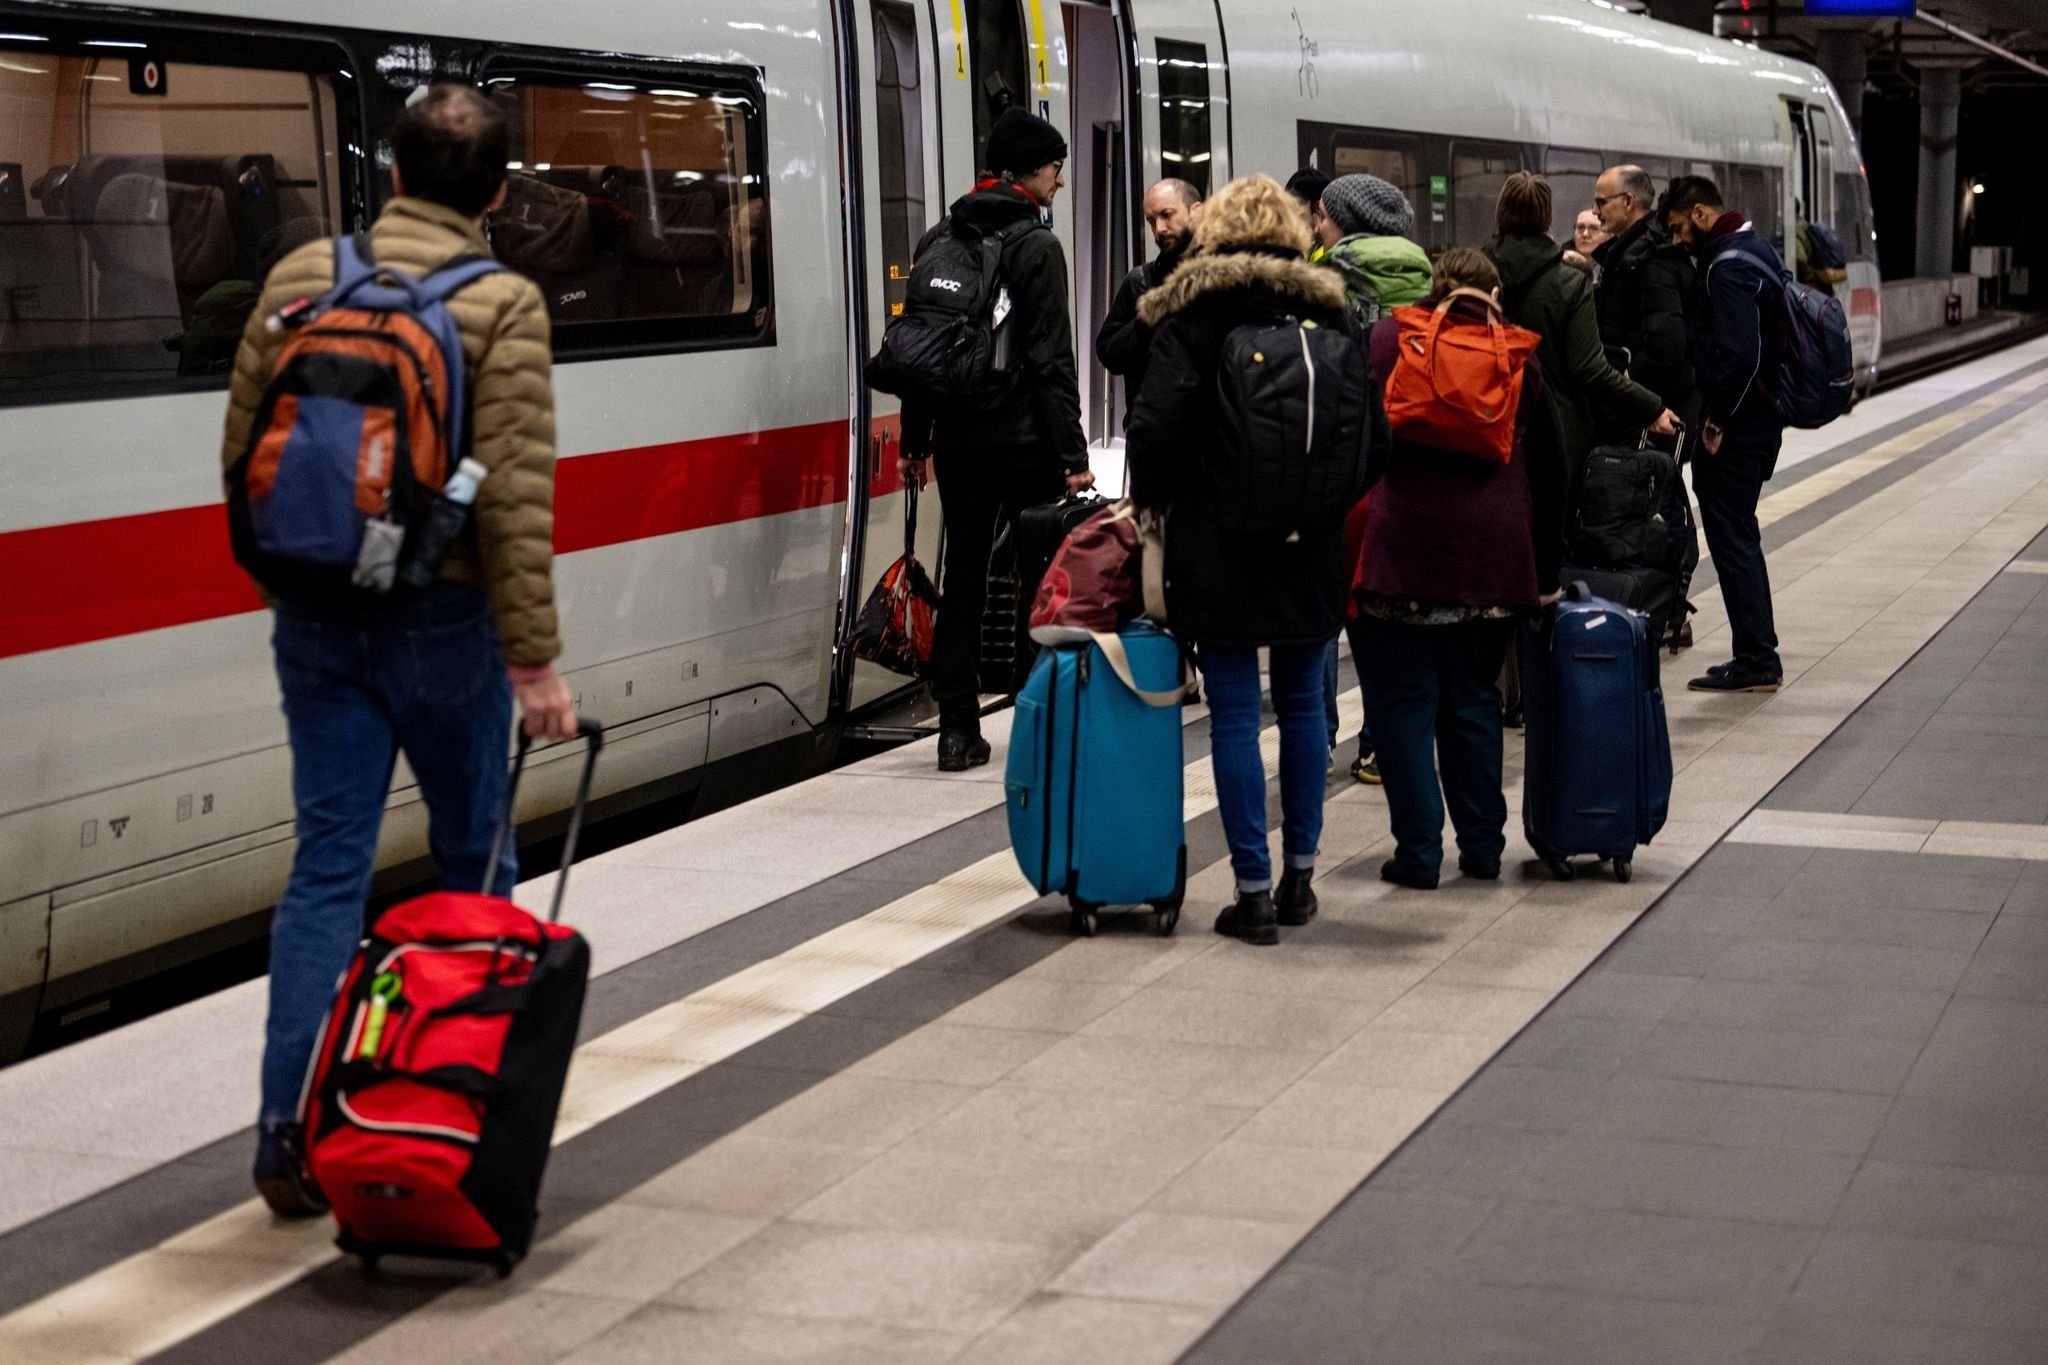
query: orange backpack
[{"left": 1383, "top": 288, "right": 1541, "bottom": 465}]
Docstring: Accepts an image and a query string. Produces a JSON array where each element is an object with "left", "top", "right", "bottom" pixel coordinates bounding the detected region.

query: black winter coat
[
  {"left": 900, "top": 183, "right": 1087, "bottom": 471},
  {"left": 1094, "top": 246, "right": 1185, "bottom": 412},
  {"left": 1688, "top": 215, "right": 1787, "bottom": 432},
  {"left": 1127, "top": 246, "right": 1388, "bottom": 648},
  {"left": 1593, "top": 215, "right": 1699, "bottom": 430}
]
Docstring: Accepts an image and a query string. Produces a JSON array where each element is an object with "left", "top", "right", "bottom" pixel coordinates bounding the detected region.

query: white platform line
[
  {"left": 0, "top": 694, "right": 1361, "bottom": 1365},
  {"left": 1730, "top": 808, "right": 2048, "bottom": 860},
  {"left": 2001, "top": 560, "right": 2048, "bottom": 575}
]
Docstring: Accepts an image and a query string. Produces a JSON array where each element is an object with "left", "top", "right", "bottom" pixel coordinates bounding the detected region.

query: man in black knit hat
[{"left": 900, "top": 106, "right": 1092, "bottom": 771}]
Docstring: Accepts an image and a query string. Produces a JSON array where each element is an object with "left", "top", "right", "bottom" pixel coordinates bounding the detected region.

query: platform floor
[{"left": 3, "top": 336, "right": 2048, "bottom": 1364}]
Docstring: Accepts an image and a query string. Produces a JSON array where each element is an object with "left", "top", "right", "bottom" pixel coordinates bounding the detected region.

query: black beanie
[
  {"left": 986, "top": 107, "right": 1067, "bottom": 177},
  {"left": 1286, "top": 167, "right": 1332, "bottom": 208}
]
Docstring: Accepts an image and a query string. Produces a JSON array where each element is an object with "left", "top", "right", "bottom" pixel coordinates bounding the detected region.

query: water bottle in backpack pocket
[{"left": 226, "top": 234, "right": 503, "bottom": 605}]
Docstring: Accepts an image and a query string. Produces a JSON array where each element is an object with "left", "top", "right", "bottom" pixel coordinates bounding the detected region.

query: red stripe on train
[{"left": 0, "top": 419, "right": 855, "bottom": 661}]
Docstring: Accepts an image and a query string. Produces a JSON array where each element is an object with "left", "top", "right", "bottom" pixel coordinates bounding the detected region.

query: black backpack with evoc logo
[
  {"left": 865, "top": 219, "right": 1041, "bottom": 412},
  {"left": 1211, "top": 316, "right": 1378, "bottom": 539}
]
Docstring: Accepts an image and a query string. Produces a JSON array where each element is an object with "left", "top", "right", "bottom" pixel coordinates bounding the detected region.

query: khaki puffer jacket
[{"left": 220, "top": 196, "right": 560, "bottom": 667}]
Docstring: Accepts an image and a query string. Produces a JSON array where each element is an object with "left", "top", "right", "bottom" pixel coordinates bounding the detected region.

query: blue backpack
[
  {"left": 1773, "top": 275, "right": 1854, "bottom": 429},
  {"left": 227, "top": 235, "right": 503, "bottom": 602}
]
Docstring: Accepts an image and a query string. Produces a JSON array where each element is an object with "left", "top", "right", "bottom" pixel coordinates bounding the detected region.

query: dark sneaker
[
  {"left": 254, "top": 1119, "right": 327, "bottom": 1219},
  {"left": 1350, "top": 753, "right": 1383, "bottom": 785},
  {"left": 1214, "top": 890, "right": 1280, "bottom": 946},
  {"left": 1379, "top": 858, "right": 1439, "bottom": 891},
  {"left": 1275, "top": 867, "right": 1319, "bottom": 927},
  {"left": 937, "top": 732, "right": 992, "bottom": 771},
  {"left": 1457, "top": 854, "right": 1501, "bottom": 881},
  {"left": 1671, "top": 619, "right": 1695, "bottom": 650},
  {"left": 1687, "top": 665, "right": 1780, "bottom": 694},
  {"left": 1501, "top": 707, "right": 1524, "bottom": 731}
]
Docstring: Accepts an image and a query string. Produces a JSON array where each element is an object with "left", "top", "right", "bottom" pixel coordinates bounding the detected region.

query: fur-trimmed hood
[{"left": 1137, "top": 248, "right": 1349, "bottom": 327}]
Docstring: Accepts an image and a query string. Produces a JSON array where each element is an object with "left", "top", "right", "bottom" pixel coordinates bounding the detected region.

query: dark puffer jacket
[
  {"left": 901, "top": 183, "right": 1087, "bottom": 472},
  {"left": 1127, "top": 246, "right": 1387, "bottom": 647},
  {"left": 1486, "top": 232, "right": 1663, "bottom": 472},
  {"left": 1593, "top": 214, "right": 1698, "bottom": 428}
]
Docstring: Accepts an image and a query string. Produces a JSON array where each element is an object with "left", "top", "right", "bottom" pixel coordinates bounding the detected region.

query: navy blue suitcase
[
  {"left": 1521, "top": 583, "right": 1673, "bottom": 882},
  {"left": 1005, "top": 621, "right": 1187, "bottom": 935}
]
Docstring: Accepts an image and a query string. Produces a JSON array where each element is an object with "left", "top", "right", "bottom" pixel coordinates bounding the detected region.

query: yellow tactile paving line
[{"left": 0, "top": 695, "right": 1352, "bottom": 1365}]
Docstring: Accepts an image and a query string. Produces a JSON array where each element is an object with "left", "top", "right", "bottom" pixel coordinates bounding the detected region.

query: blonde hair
[
  {"left": 1192, "top": 174, "right": 1313, "bottom": 257},
  {"left": 1432, "top": 246, "right": 1501, "bottom": 295}
]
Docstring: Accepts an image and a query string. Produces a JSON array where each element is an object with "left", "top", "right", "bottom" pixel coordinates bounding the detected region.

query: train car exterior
[{"left": 0, "top": 0, "right": 1879, "bottom": 1056}]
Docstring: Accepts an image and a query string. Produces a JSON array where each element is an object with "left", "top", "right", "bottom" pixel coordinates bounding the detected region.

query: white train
[{"left": 0, "top": 0, "right": 1878, "bottom": 1055}]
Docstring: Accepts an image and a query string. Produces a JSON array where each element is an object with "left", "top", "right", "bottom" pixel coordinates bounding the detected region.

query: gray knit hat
[{"left": 1321, "top": 173, "right": 1414, "bottom": 238}]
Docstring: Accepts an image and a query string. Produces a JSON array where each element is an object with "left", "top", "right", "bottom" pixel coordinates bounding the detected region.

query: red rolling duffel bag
[{"left": 300, "top": 721, "right": 601, "bottom": 1276}]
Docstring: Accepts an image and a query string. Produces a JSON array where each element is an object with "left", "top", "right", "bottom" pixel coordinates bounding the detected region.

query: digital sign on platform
[{"left": 1803, "top": 1, "right": 1917, "bottom": 17}]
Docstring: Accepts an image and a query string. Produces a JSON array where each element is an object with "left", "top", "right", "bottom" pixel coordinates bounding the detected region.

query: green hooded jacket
[
  {"left": 1321, "top": 232, "right": 1432, "bottom": 329},
  {"left": 1485, "top": 232, "right": 1664, "bottom": 469}
]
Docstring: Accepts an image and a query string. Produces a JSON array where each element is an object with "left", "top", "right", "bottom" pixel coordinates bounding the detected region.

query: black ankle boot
[
  {"left": 1275, "top": 867, "right": 1318, "bottom": 927},
  {"left": 253, "top": 1118, "right": 328, "bottom": 1219},
  {"left": 937, "top": 732, "right": 991, "bottom": 772},
  {"left": 1379, "top": 858, "right": 1440, "bottom": 891},
  {"left": 1214, "top": 890, "right": 1280, "bottom": 946},
  {"left": 1457, "top": 853, "right": 1501, "bottom": 881}
]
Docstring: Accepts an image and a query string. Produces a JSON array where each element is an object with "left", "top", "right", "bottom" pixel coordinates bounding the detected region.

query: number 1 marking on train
[{"left": 949, "top": 0, "right": 967, "bottom": 77}]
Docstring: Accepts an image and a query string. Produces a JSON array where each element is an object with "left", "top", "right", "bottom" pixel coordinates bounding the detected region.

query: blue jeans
[
  {"left": 1323, "top": 625, "right": 1374, "bottom": 757},
  {"left": 1201, "top": 641, "right": 1332, "bottom": 891},
  {"left": 261, "top": 583, "right": 516, "bottom": 1122},
  {"left": 1357, "top": 616, "right": 1512, "bottom": 874}
]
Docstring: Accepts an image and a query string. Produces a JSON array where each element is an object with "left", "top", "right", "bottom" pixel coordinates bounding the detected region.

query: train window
[
  {"left": 1450, "top": 143, "right": 1524, "bottom": 243},
  {"left": 1834, "top": 171, "right": 1867, "bottom": 254},
  {"left": 1731, "top": 163, "right": 1783, "bottom": 252},
  {"left": 482, "top": 68, "right": 772, "bottom": 351},
  {"left": 872, "top": 0, "right": 928, "bottom": 320},
  {"left": 0, "top": 40, "right": 345, "bottom": 404},
  {"left": 1331, "top": 134, "right": 1422, "bottom": 229},
  {"left": 1156, "top": 40, "right": 1212, "bottom": 198},
  {"left": 1543, "top": 148, "right": 1605, "bottom": 235}
]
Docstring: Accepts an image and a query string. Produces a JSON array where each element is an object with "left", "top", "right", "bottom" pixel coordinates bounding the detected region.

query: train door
[
  {"left": 844, "top": 0, "right": 947, "bottom": 714},
  {"left": 1064, "top": 0, "right": 1134, "bottom": 483}
]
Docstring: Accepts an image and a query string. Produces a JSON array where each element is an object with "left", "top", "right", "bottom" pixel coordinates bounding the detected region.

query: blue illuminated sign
[{"left": 1803, "top": 0, "right": 1917, "bottom": 16}]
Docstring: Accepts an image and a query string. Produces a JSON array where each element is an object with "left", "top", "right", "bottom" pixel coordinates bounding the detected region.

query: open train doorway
[{"left": 1063, "top": 0, "right": 1135, "bottom": 489}]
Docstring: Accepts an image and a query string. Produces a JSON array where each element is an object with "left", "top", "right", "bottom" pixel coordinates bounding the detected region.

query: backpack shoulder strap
[{"left": 331, "top": 232, "right": 378, "bottom": 291}]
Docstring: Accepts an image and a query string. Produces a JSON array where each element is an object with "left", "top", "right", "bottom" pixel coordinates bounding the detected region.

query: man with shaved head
[{"left": 1095, "top": 177, "right": 1203, "bottom": 414}]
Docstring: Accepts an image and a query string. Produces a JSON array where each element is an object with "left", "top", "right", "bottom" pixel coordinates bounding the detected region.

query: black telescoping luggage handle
[{"left": 484, "top": 719, "right": 604, "bottom": 922}]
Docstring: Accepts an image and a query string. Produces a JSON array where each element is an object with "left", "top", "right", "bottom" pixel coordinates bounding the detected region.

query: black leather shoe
[
  {"left": 1457, "top": 854, "right": 1501, "bottom": 881},
  {"left": 1687, "top": 665, "right": 1780, "bottom": 693},
  {"left": 1379, "top": 858, "right": 1439, "bottom": 891},
  {"left": 937, "top": 732, "right": 992, "bottom": 771},
  {"left": 1275, "top": 867, "right": 1319, "bottom": 927},
  {"left": 1214, "top": 890, "right": 1280, "bottom": 946},
  {"left": 254, "top": 1119, "right": 328, "bottom": 1219}
]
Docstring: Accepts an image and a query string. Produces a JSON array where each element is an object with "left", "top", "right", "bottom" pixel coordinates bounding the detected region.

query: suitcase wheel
[
  {"left": 357, "top": 1254, "right": 380, "bottom": 1277},
  {"left": 1152, "top": 905, "right": 1180, "bottom": 936},
  {"left": 1068, "top": 900, "right": 1099, "bottom": 937},
  {"left": 1611, "top": 856, "right": 1634, "bottom": 884},
  {"left": 1546, "top": 857, "right": 1577, "bottom": 882}
]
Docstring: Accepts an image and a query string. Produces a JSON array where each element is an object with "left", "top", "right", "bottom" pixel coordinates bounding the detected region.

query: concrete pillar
[
  {"left": 1917, "top": 65, "right": 1961, "bottom": 278},
  {"left": 1816, "top": 30, "right": 1867, "bottom": 132}
]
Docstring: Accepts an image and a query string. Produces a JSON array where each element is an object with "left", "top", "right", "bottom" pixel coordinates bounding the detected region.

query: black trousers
[
  {"left": 930, "top": 447, "right": 1066, "bottom": 735},
  {"left": 1693, "top": 419, "right": 1783, "bottom": 674}
]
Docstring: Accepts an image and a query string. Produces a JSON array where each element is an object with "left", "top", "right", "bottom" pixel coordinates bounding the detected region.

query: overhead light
[
  {"left": 83, "top": 38, "right": 147, "bottom": 48},
  {"left": 0, "top": 32, "right": 52, "bottom": 41},
  {"left": 1970, "top": 181, "right": 1986, "bottom": 195}
]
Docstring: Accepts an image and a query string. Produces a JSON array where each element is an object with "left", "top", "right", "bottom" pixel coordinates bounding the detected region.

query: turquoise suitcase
[{"left": 1004, "top": 621, "right": 1187, "bottom": 935}]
